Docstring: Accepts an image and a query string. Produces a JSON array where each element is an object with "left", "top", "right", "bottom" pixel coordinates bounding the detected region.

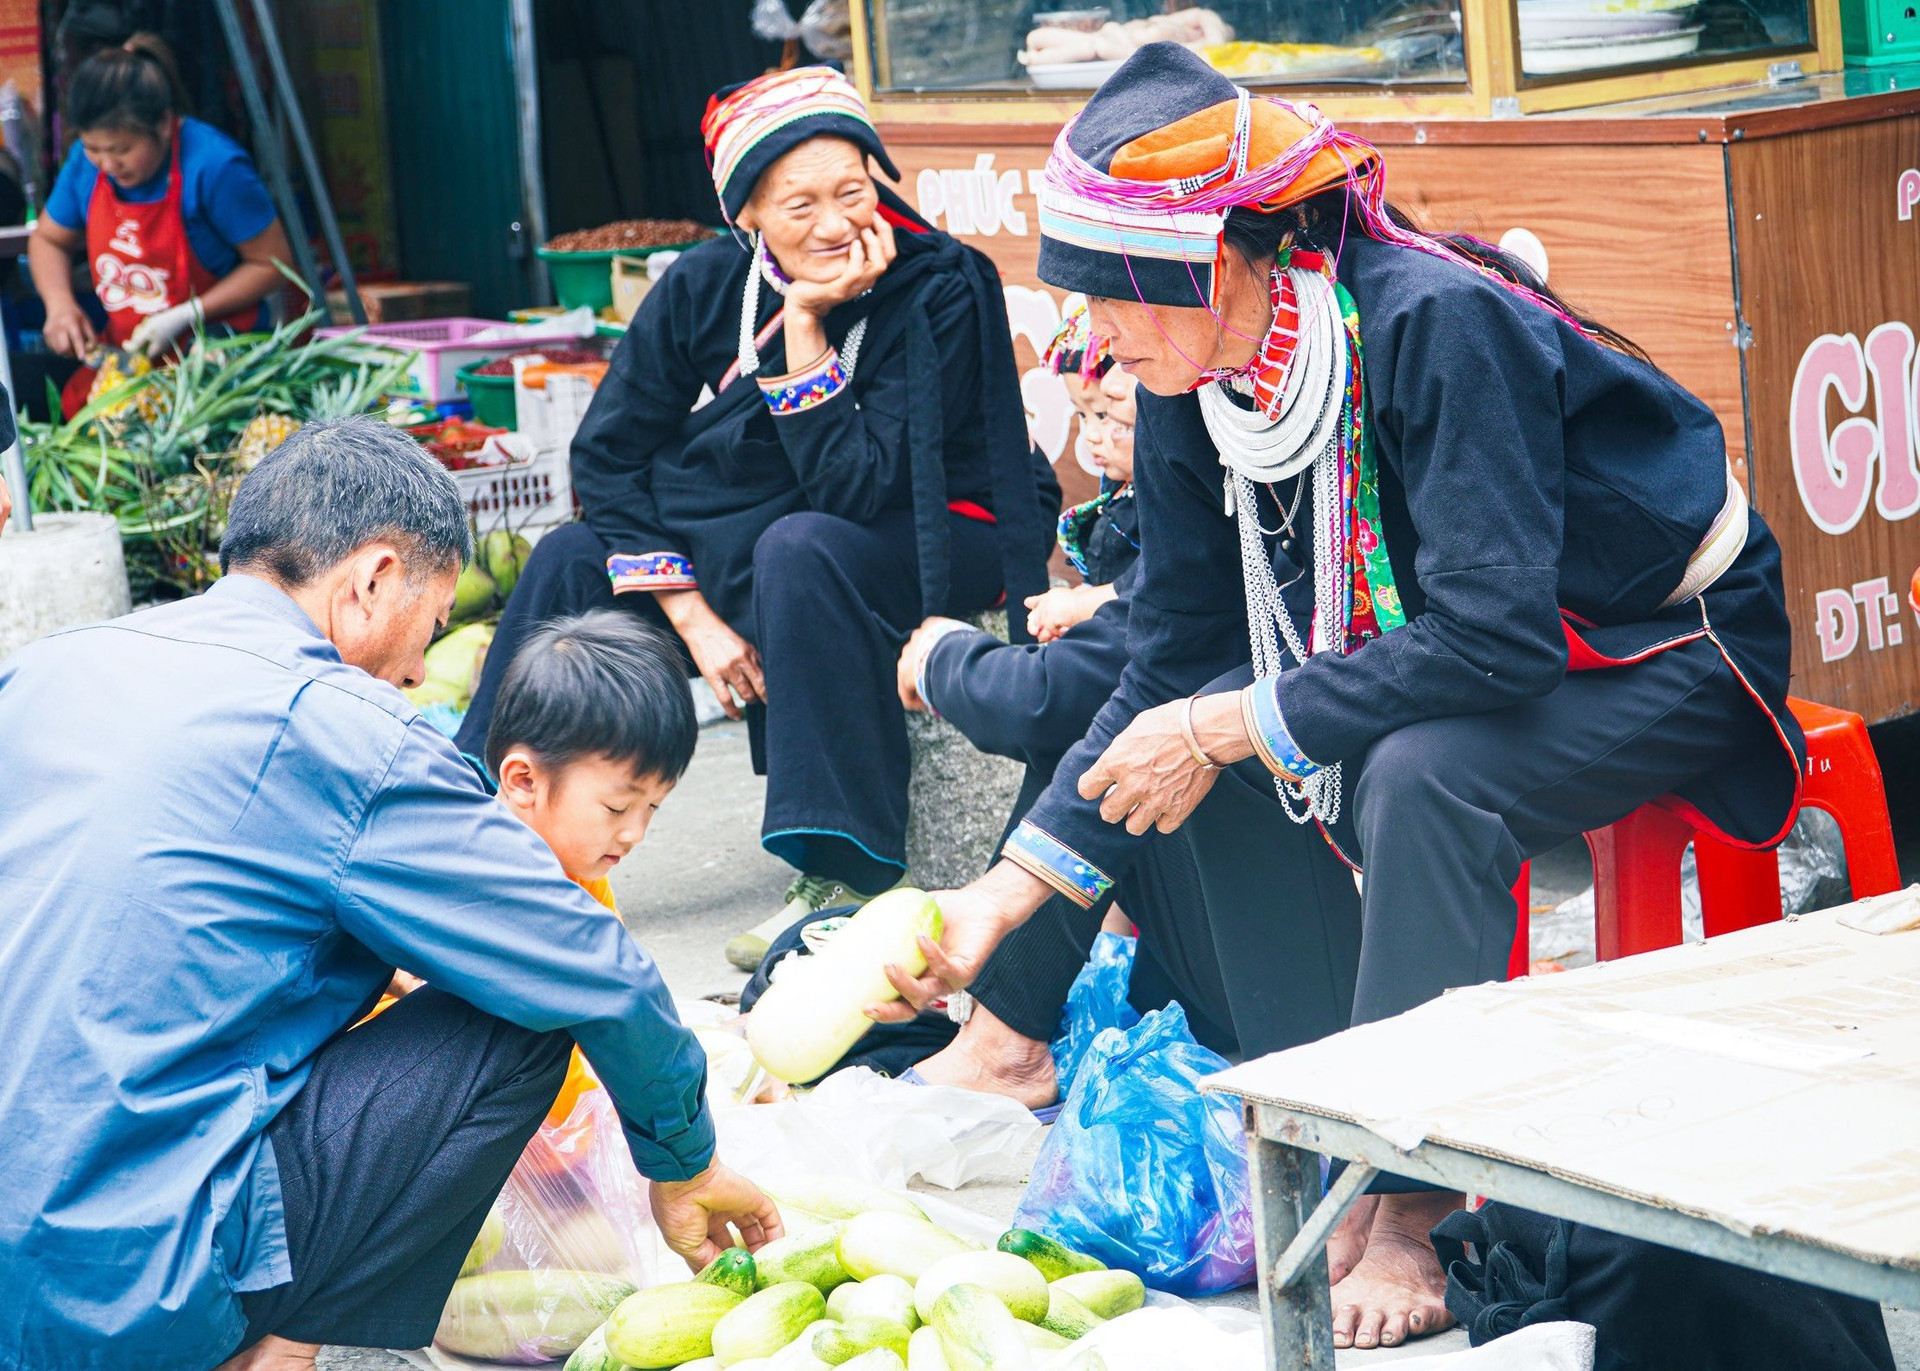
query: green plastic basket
[
  {"left": 457, "top": 363, "right": 518, "bottom": 429},
  {"left": 537, "top": 248, "right": 619, "bottom": 312},
  {"left": 537, "top": 238, "right": 710, "bottom": 312}
]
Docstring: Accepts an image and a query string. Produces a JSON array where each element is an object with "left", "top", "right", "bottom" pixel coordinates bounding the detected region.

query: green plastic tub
[
  {"left": 457, "top": 363, "right": 518, "bottom": 429},
  {"left": 537, "top": 238, "right": 710, "bottom": 312},
  {"left": 537, "top": 248, "right": 620, "bottom": 312}
]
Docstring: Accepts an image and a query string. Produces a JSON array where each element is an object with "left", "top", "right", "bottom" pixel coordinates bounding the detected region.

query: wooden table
[{"left": 1205, "top": 896, "right": 1920, "bottom": 1369}]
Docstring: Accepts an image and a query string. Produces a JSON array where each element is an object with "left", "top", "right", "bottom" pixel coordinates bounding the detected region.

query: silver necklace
[
  {"left": 1201, "top": 262, "right": 1350, "bottom": 826},
  {"left": 737, "top": 231, "right": 870, "bottom": 380}
]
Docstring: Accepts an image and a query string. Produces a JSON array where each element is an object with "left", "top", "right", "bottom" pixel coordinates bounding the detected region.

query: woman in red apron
[{"left": 29, "top": 35, "right": 291, "bottom": 416}]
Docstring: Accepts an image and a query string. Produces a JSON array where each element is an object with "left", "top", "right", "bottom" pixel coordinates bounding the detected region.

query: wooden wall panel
[
  {"left": 1381, "top": 143, "right": 1746, "bottom": 474},
  {"left": 1731, "top": 115, "right": 1920, "bottom": 722},
  {"left": 882, "top": 135, "right": 1745, "bottom": 513}
]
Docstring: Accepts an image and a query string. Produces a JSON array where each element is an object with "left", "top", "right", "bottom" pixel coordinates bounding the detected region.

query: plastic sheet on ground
[
  {"left": 1033, "top": 1302, "right": 1596, "bottom": 1370},
  {"left": 712, "top": 1062, "right": 1041, "bottom": 1193}
]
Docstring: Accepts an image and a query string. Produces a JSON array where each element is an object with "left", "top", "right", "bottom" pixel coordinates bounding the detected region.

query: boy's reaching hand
[{"left": 650, "top": 1160, "right": 785, "bottom": 1269}]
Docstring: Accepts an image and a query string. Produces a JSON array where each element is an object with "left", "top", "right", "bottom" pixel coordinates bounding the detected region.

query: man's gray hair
[{"left": 219, "top": 415, "right": 473, "bottom": 586}]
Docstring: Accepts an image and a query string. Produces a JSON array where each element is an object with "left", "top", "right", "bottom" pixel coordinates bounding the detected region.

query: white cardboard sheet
[{"left": 1206, "top": 902, "right": 1920, "bottom": 1272}]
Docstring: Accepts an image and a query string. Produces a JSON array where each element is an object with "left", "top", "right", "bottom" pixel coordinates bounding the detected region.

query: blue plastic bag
[
  {"left": 1049, "top": 931, "right": 1140, "bottom": 1098},
  {"left": 1015, "top": 1001, "right": 1256, "bottom": 1296}
]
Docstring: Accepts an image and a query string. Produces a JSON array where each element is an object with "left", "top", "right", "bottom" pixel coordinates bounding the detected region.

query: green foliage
[{"left": 18, "top": 308, "right": 415, "bottom": 594}]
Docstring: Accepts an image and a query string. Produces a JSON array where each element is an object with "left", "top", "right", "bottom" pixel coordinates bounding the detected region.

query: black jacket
[
  {"left": 1024, "top": 233, "right": 1803, "bottom": 879},
  {"left": 570, "top": 209, "right": 1057, "bottom": 641}
]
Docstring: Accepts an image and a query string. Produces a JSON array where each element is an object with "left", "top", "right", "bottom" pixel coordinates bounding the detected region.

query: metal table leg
[{"left": 1249, "top": 1135, "right": 1335, "bottom": 1370}]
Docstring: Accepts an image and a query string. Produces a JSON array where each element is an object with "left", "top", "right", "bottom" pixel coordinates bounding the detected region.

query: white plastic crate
[
  {"left": 315, "top": 316, "right": 597, "bottom": 405},
  {"left": 451, "top": 439, "right": 574, "bottom": 539}
]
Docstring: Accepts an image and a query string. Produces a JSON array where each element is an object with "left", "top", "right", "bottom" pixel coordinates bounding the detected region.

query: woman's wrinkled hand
[
  {"left": 1077, "top": 693, "right": 1252, "bottom": 835},
  {"left": 869, "top": 864, "right": 1047, "bottom": 1023},
  {"left": 650, "top": 1162, "right": 785, "bottom": 1270},
  {"left": 682, "top": 616, "right": 765, "bottom": 720},
  {"left": 655, "top": 591, "right": 765, "bottom": 720},
  {"left": 785, "top": 216, "right": 896, "bottom": 321}
]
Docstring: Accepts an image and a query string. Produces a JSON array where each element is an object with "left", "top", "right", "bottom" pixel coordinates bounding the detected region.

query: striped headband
[
  {"left": 702, "top": 67, "right": 891, "bottom": 224},
  {"left": 1037, "top": 61, "right": 1589, "bottom": 329}
]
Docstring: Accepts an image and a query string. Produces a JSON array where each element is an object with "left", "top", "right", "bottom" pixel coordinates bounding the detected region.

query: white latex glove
[{"left": 127, "top": 299, "right": 203, "bottom": 358}]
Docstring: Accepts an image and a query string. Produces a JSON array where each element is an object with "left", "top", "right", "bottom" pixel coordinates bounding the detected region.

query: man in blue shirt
[{"left": 0, "top": 418, "right": 780, "bottom": 1371}]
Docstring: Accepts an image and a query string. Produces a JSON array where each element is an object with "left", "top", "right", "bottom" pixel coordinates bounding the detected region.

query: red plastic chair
[{"left": 1511, "top": 697, "right": 1900, "bottom": 967}]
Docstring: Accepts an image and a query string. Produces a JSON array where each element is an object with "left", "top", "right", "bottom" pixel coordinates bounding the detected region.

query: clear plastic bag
[
  {"left": 432, "top": 1063, "right": 674, "bottom": 1364},
  {"left": 1014, "top": 1002, "right": 1256, "bottom": 1296},
  {"left": 1049, "top": 931, "right": 1141, "bottom": 1099}
]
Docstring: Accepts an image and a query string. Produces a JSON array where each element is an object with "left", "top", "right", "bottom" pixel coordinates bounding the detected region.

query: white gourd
[{"left": 746, "top": 889, "right": 943, "bottom": 1083}]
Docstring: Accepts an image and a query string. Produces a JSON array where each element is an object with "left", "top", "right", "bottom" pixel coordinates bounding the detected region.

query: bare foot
[
  {"left": 213, "top": 1334, "right": 320, "bottom": 1371},
  {"left": 911, "top": 1002, "right": 1057, "bottom": 1110},
  {"left": 1330, "top": 1191, "right": 1460, "bottom": 1350},
  {"left": 1327, "top": 1193, "right": 1379, "bottom": 1285}
]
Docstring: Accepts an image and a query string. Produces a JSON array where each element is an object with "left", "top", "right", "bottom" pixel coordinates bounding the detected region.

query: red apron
[{"left": 61, "top": 134, "right": 249, "bottom": 415}]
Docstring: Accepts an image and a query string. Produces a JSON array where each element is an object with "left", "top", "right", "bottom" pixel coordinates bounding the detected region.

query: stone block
[
  {"left": 0, "top": 512, "right": 131, "bottom": 662},
  {"left": 904, "top": 610, "right": 1027, "bottom": 890}
]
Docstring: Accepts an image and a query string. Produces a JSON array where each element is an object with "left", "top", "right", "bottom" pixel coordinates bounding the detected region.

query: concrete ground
[{"left": 324, "top": 717, "right": 1918, "bottom": 1369}]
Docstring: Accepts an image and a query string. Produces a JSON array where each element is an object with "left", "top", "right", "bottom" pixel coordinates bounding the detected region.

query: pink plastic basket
[{"left": 317, "top": 317, "right": 591, "bottom": 404}]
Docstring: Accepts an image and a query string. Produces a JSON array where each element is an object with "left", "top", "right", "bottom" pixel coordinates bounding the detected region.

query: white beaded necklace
[
  {"left": 737, "top": 232, "right": 870, "bottom": 381},
  {"left": 1199, "top": 262, "right": 1350, "bottom": 826}
]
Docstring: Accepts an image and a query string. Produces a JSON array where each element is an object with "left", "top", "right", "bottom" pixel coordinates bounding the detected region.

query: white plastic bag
[
  {"left": 427, "top": 1075, "right": 675, "bottom": 1366},
  {"left": 710, "top": 1064, "right": 1041, "bottom": 1192}
]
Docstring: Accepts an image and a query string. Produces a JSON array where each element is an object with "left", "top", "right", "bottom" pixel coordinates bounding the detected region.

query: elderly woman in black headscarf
[
  {"left": 459, "top": 69, "right": 1056, "bottom": 966},
  {"left": 873, "top": 43, "right": 1892, "bottom": 1370}
]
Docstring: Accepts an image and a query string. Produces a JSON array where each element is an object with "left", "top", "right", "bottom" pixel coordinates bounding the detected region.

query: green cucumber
[
  {"left": 562, "top": 1324, "right": 627, "bottom": 1371},
  {"left": 603, "top": 1281, "right": 744, "bottom": 1368},
  {"left": 928, "top": 1284, "right": 1032, "bottom": 1371},
  {"left": 699, "top": 1247, "right": 761, "bottom": 1300},
  {"left": 756, "top": 1222, "right": 856, "bottom": 1293},
  {"left": 838, "top": 1350, "right": 908, "bottom": 1371},
  {"left": 769, "top": 1177, "right": 927, "bottom": 1222},
  {"left": 906, "top": 1325, "right": 950, "bottom": 1371},
  {"left": 1039, "top": 1286, "right": 1103, "bottom": 1341},
  {"left": 913, "top": 1253, "right": 1049, "bottom": 1325},
  {"left": 995, "top": 1230, "right": 1104, "bottom": 1282},
  {"left": 1051, "top": 1270, "right": 1145, "bottom": 1321},
  {"left": 1021, "top": 1325, "right": 1070, "bottom": 1353},
  {"left": 712, "top": 1281, "right": 829, "bottom": 1367},
  {"left": 437, "top": 1270, "right": 636, "bottom": 1361},
  {"left": 828, "top": 1274, "right": 919, "bottom": 1330},
  {"left": 460, "top": 1208, "right": 505, "bottom": 1277},
  {"left": 813, "top": 1315, "right": 913, "bottom": 1365},
  {"left": 838, "top": 1213, "right": 975, "bottom": 1283}
]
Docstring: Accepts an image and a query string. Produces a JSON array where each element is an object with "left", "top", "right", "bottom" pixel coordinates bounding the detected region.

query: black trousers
[
  {"left": 232, "top": 988, "right": 569, "bottom": 1352},
  {"left": 1113, "top": 638, "right": 1777, "bottom": 1057},
  {"left": 456, "top": 512, "right": 1002, "bottom": 893}
]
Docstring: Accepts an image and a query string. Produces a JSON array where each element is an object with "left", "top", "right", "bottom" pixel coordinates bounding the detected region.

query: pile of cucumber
[{"left": 562, "top": 1179, "right": 1142, "bottom": 1371}]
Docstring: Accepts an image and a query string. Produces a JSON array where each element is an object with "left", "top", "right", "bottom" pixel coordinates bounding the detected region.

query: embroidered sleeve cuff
[
  {"left": 914, "top": 621, "right": 984, "bottom": 719},
  {"left": 758, "top": 347, "right": 849, "bottom": 415},
  {"left": 1242, "top": 679, "right": 1321, "bottom": 780},
  {"left": 608, "top": 551, "right": 697, "bottom": 593},
  {"left": 1002, "top": 820, "right": 1113, "bottom": 909}
]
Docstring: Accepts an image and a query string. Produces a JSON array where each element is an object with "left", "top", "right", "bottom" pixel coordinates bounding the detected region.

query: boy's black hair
[{"left": 483, "top": 611, "right": 698, "bottom": 784}]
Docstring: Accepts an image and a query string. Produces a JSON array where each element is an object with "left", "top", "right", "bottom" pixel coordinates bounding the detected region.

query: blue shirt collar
[{"left": 205, "top": 573, "right": 329, "bottom": 643}]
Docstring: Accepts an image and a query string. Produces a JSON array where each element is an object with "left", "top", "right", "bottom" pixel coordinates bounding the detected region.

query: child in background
[
  {"left": 485, "top": 610, "right": 699, "bottom": 914},
  {"left": 1025, "top": 304, "right": 1139, "bottom": 642}
]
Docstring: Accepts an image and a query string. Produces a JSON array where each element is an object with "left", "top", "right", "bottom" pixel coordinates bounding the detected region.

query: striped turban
[
  {"left": 1036, "top": 43, "right": 1377, "bottom": 307},
  {"left": 701, "top": 66, "right": 901, "bottom": 226}
]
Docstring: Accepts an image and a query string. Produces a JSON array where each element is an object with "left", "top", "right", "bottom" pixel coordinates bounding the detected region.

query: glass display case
[{"left": 854, "top": 0, "right": 1840, "bottom": 116}]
